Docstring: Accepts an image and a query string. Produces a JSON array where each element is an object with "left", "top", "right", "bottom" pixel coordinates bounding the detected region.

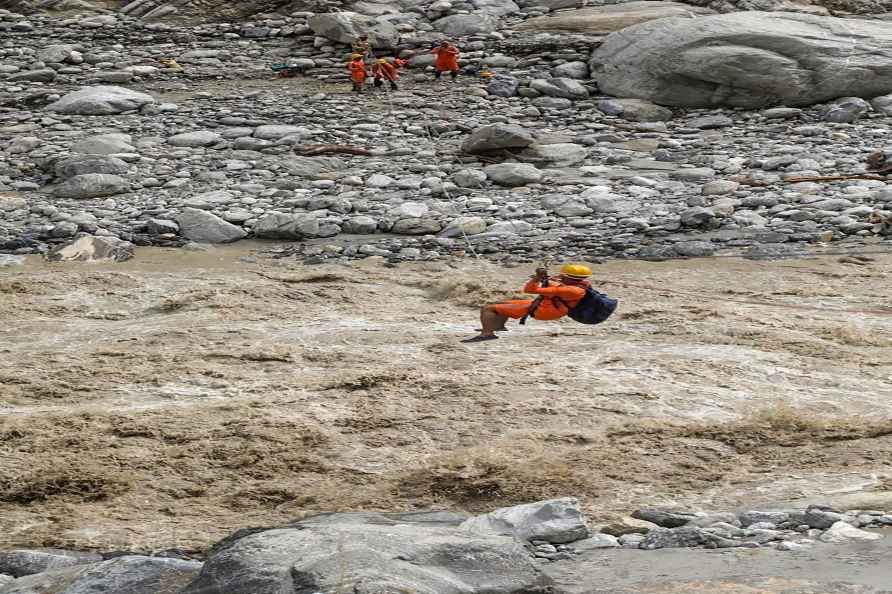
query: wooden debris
[
  {"left": 783, "top": 174, "right": 889, "bottom": 183},
  {"left": 293, "top": 144, "right": 372, "bottom": 156}
]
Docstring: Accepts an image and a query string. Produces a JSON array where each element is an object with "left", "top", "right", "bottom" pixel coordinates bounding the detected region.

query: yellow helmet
[
  {"left": 377, "top": 58, "right": 386, "bottom": 63},
  {"left": 560, "top": 263, "right": 592, "bottom": 279},
  {"left": 351, "top": 53, "right": 363, "bottom": 59}
]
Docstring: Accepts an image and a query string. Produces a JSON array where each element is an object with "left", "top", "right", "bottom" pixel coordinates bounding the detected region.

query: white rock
[
  {"left": 367, "top": 174, "right": 396, "bottom": 188},
  {"left": 167, "top": 131, "right": 223, "bottom": 148},
  {"left": 484, "top": 163, "right": 543, "bottom": 186},
  {"left": 819, "top": 522, "right": 883, "bottom": 544},
  {"left": 46, "top": 86, "right": 155, "bottom": 115},
  {"left": 390, "top": 202, "right": 429, "bottom": 218},
  {"left": 460, "top": 497, "right": 589, "bottom": 544}
]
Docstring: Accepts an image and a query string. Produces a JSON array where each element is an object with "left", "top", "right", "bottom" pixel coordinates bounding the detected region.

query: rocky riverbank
[
  {"left": 2, "top": 3, "right": 892, "bottom": 264},
  {"left": 1, "top": 498, "right": 890, "bottom": 593}
]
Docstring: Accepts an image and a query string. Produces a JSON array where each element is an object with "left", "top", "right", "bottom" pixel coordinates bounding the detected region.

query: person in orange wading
[
  {"left": 463, "top": 264, "right": 616, "bottom": 343},
  {"left": 372, "top": 58, "right": 399, "bottom": 90},
  {"left": 432, "top": 40, "right": 460, "bottom": 81},
  {"left": 347, "top": 53, "right": 368, "bottom": 93}
]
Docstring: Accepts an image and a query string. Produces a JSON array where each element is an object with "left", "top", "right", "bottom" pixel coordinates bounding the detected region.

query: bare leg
[{"left": 479, "top": 305, "right": 509, "bottom": 337}]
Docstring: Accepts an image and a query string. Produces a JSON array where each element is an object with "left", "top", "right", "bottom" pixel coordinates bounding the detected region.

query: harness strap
[{"left": 519, "top": 296, "right": 543, "bottom": 326}]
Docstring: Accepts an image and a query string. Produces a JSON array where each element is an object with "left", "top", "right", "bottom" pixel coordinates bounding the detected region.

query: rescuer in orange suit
[
  {"left": 463, "top": 264, "right": 593, "bottom": 343},
  {"left": 347, "top": 53, "right": 368, "bottom": 93},
  {"left": 432, "top": 40, "right": 460, "bottom": 81},
  {"left": 372, "top": 58, "right": 399, "bottom": 90}
]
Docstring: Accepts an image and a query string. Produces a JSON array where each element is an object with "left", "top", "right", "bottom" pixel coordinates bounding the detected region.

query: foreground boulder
[
  {"left": 0, "top": 550, "right": 101, "bottom": 578},
  {"left": 0, "top": 556, "right": 200, "bottom": 594},
  {"left": 45, "top": 235, "right": 134, "bottom": 262},
  {"left": 590, "top": 12, "right": 892, "bottom": 108},
  {"left": 181, "top": 513, "right": 551, "bottom": 594},
  {"left": 460, "top": 498, "right": 590, "bottom": 544},
  {"left": 45, "top": 86, "right": 155, "bottom": 115}
]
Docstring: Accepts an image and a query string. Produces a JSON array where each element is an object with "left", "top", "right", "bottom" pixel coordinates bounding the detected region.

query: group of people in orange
[{"left": 347, "top": 35, "right": 461, "bottom": 93}]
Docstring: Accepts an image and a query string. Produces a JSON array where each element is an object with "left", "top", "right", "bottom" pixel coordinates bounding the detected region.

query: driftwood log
[
  {"left": 293, "top": 144, "right": 372, "bottom": 156},
  {"left": 784, "top": 174, "right": 890, "bottom": 183}
]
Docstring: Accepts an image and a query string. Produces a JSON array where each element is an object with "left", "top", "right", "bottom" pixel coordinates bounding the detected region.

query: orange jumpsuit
[
  {"left": 493, "top": 279, "right": 587, "bottom": 321},
  {"left": 348, "top": 59, "right": 367, "bottom": 83},
  {"left": 432, "top": 45, "right": 459, "bottom": 73},
  {"left": 372, "top": 61, "right": 398, "bottom": 81}
]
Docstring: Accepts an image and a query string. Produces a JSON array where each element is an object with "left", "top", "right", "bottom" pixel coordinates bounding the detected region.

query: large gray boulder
[
  {"left": 46, "top": 86, "right": 155, "bottom": 115},
  {"left": 462, "top": 124, "right": 535, "bottom": 154},
  {"left": 517, "top": 2, "right": 712, "bottom": 34},
  {"left": 433, "top": 13, "right": 500, "bottom": 36},
  {"left": 343, "top": 215, "right": 378, "bottom": 234},
  {"left": 460, "top": 498, "right": 590, "bottom": 544},
  {"left": 8, "top": 69, "right": 56, "bottom": 83},
  {"left": 253, "top": 125, "right": 307, "bottom": 140},
  {"left": 308, "top": 12, "right": 400, "bottom": 49},
  {"left": 819, "top": 521, "right": 884, "bottom": 544},
  {"left": 253, "top": 212, "right": 323, "bottom": 239},
  {"left": 590, "top": 12, "right": 892, "bottom": 108},
  {"left": 472, "top": 0, "right": 520, "bottom": 16},
  {"left": 516, "top": 143, "right": 588, "bottom": 167},
  {"left": 873, "top": 93, "right": 892, "bottom": 115},
  {"left": 823, "top": 96, "right": 871, "bottom": 123},
  {"left": 285, "top": 156, "right": 346, "bottom": 179},
  {"left": 488, "top": 75, "right": 519, "bottom": 97},
  {"left": 391, "top": 217, "right": 443, "bottom": 235},
  {"left": 54, "top": 155, "right": 129, "bottom": 179},
  {"left": 530, "top": 78, "right": 589, "bottom": 100},
  {"left": 0, "top": 550, "right": 101, "bottom": 578},
  {"left": 552, "top": 61, "right": 589, "bottom": 79},
  {"left": 175, "top": 208, "right": 247, "bottom": 243},
  {"left": 53, "top": 173, "right": 128, "bottom": 199},
  {"left": 484, "top": 162, "right": 543, "bottom": 186},
  {"left": 597, "top": 98, "right": 673, "bottom": 122},
  {"left": 639, "top": 526, "right": 710, "bottom": 550},
  {"left": 37, "top": 44, "right": 78, "bottom": 63},
  {"left": 0, "top": 556, "right": 200, "bottom": 594},
  {"left": 167, "top": 131, "right": 223, "bottom": 148},
  {"left": 71, "top": 133, "right": 135, "bottom": 155},
  {"left": 181, "top": 515, "right": 550, "bottom": 594}
]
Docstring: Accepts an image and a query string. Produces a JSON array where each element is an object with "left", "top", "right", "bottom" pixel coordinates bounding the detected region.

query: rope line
[
  {"left": 375, "top": 58, "right": 481, "bottom": 259},
  {"left": 601, "top": 279, "right": 892, "bottom": 318}
]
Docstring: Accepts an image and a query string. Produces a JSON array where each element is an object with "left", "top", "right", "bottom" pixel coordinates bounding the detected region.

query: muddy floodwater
[{"left": 1, "top": 246, "right": 892, "bottom": 554}]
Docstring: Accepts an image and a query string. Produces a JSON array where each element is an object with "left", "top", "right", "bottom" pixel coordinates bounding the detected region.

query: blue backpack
[{"left": 565, "top": 287, "right": 618, "bottom": 325}]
